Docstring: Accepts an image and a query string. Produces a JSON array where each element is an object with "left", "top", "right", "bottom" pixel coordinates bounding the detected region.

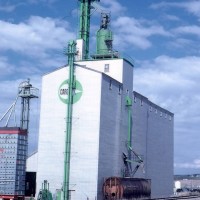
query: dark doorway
[{"left": 25, "top": 172, "right": 36, "bottom": 197}]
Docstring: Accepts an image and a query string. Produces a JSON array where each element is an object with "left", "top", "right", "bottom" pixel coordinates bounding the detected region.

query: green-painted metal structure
[
  {"left": 61, "top": 1, "right": 101, "bottom": 199},
  {"left": 63, "top": 40, "right": 77, "bottom": 200},
  {"left": 126, "top": 96, "right": 132, "bottom": 149},
  {"left": 78, "top": 0, "right": 100, "bottom": 60},
  {"left": 96, "top": 13, "right": 113, "bottom": 55},
  {"left": 37, "top": 180, "right": 53, "bottom": 200},
  {"left": 123, "top": 96, "right": 143, "bottom": 177}
]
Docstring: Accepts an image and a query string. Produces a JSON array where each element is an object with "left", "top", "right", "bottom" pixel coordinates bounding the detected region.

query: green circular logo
[{"left": 58, "top": 80, "right": 83, "bottom": 104}]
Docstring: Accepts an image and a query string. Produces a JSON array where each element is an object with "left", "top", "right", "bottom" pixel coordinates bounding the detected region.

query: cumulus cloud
[
  {"left": 0, "top": 56, "right": 15, "bottom": 77},
  {"left": 0, "top": 4, "right": 16, "bottom": 12},
  {"left": 162, "top": 14, "right": 180, "bottom": 21},
  {"left": 134, "top": 55, "right": 200, "bottom": 173},
  {"left": 0, "top": 16, "right": 75, "bottom": 57},
  {"left": 175, "top": 159, "right": 200, "bottom": 169},
  {"left": 112, "top": 16, "right": 171, "bottom": 49},
  {"left": 169, "top": 38, "right": 194, "bottom": 49},
  {"left": 173, "top": 25, "right": 200, "bottom": 37},
  {"left": 134, "top": 55, "right": 200, "bottom": 110},
  {"left": 0, "top": 1, "right": 27, "bottom": 12},
  {"left": 134, "top": 55, "right": 200, "bottom": 174},
  {"left": 93, "top": 0, "right": 126, "bottom": 16},
  {"left": 150, "top": 1, "right": 200, "bottom": 18}
]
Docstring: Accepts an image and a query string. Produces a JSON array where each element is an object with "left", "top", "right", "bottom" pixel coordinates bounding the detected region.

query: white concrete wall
[
  {"left": 69, "top": 67, "right": 102, "bottom": 199},
  {"left": 76, "top": 59, "right": 124, "bottom": 83},
  {"left": 36, "top": 66, "right": 102, "bottom": 199},
  {"left": 37, "top": 67, "right": 67, "bottom": 195}
]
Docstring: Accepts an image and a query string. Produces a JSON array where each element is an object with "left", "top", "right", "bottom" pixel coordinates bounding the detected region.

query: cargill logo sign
[{"left": 58, "top": 80, "right": 83, "bottom": 104}]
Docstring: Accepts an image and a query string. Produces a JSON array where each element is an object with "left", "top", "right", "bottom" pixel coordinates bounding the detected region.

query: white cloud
[
  {"left": 175, "top": 159, "right": 200, "bottom": 169},
  {"left": 169, "top": 38, "right": 193, "bottom": 49},
  {"left": 151, "top": 1, "right": 200, "bottom": 18},
  {"left": 0, "top": 4, "right": 16, "bottom": 12},
  {"left": 112, "top": 16, "right": 171, "bottom": 49},
  {"left": 0, "top": 1, "right": 26, "bottom": 12},
  {"left": 163, "top": 14, "right": 180, "bottom": 21},
  {"left": 173, "top": 25, "right": 200, "bottom": 37},
  {"left": 134, "top": 55, "right": 200, "bottom": 173},
  {"left": 94, "top": 0, "right": 126, "bottom": 16},
  {"left": 134, "top": 55, "right": 200, "bottom": 125},
  {"left": 0, "top": 56, "right": 15, "bottom": 77},
  {"left": 0, "top": 16, "right": 75, "bottom": 58}
]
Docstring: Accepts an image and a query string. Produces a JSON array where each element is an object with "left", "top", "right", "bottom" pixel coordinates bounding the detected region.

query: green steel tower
[
  {"left": 63, "top": 40, "right": 77, "bottom": 200},
  {"left": 78, "top": 0, "right": 100, "bottom": 59},
  {"left": 96, "top": 13, "right": 113, "bottom": 55}
]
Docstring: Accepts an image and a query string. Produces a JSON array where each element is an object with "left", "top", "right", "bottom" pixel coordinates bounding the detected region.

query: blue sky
[{"left": 0, "top": 0, "right": 200, "bottom": 175}]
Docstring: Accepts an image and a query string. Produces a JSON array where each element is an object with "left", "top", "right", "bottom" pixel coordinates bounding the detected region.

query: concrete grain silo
[{"left": 26, "top": 1, "right": 174, "bottom": 199}]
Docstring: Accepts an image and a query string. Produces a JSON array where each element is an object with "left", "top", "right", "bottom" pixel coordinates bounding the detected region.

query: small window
[
  {"left": 140, "top": 99, "right": 143, "bottom": 106},
  {"left": 118, "top": 85, "right": 122, "bottom": 95},
  {"left": 109, "top": 80, "right": 112, "bottom": 90},
  {"left": 155, "top": 109, "right": 157, "bottom": 114},
  {"left": 160, "top": 112, "right": 162, "bottom": 117},
  {"left": 169, "top": 116, "right": 172, "bottom": 121},
  {"left": 134, "top": 96, "right": 137, "bottom": 103},
  {"left": 149, "top": 106, "right": 152, "bottom": 112},
  {"left": 104, "top": 64, "right": 109, "bottom": 72}
]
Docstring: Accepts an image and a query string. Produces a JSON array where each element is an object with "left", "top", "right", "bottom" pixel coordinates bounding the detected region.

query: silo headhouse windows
[{"left": 104, "top": 64, "right": 110, "bottom": 72}]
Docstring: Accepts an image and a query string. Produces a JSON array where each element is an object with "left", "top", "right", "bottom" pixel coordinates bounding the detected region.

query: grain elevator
[{"left": 28, "top": 0, "right": 174, "bottom": 199}]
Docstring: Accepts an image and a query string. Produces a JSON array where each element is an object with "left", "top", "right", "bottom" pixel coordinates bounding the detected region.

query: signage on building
[{"left": 58, "top": 80, "right": 83, "bottom": 104}]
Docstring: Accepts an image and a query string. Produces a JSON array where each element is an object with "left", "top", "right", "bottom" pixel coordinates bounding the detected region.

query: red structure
[{"left": 0, "top": 127, "right": 27, "bottom": 200}]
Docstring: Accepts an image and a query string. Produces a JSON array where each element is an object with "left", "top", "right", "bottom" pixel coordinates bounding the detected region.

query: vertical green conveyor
[{"left": 63, "top": 40, "right": 76, "bottom": 200}]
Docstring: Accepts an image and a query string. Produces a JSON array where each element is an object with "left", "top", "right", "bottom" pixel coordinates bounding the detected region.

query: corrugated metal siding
[
  {"left": 98, "top": 75, "right": 123, "bottom": 199},
  {"left": 132, "top": 92, "right": 174, "bottom": 198}
]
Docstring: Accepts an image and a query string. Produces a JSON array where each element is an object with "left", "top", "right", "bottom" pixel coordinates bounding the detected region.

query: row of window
[
  {"left": 16, "top": 171, "right": 25, "bottom": 175},
  {"left": 108, "top": 80, "right": 123, "bottom": 95},
  {"left": 107, "top": 81, "right": 171, "bottom": 123},
  {"left": 0, "top": 136, "right": 17, "bottom": 139},
  {"left": 0, "top": 151, "right": 16, "bottom": 155},
  {"left": 0, "top": 166, "right": 15, "bottom": 169},
  {"left": 0, "top": 191, "right": 14, "bottom": 195},
  {"left": 0, "top": 176, "right": 15, "bottom": 179},
  {"left": 0, "top": 161, "right": 16, "bottom": 164},
  {"left": 0, "top": 146, "right": 17, "bottom": 149},
  {"left": 107, "top": 78, "right": 173, "bottom": 122},
  {"left": 108, "top": 83, "right": 173, "bottom": 121},
  {"left": 0, "top": 141, "right": 17, "bottom": 144},
  {"left": 18, "top": 140, "right": 27, "bottom": 145},
  {"left": 133, "top": 97, "right": 172, "bottom": 121},
  {"left": 0, "top": 156, "right": 17, "bottom": 159},
  {"left": 0, "top": 181, "right": 15, "bottom": 185},
  {"left": 0, "top": 171, "right": 15, "bottom": 174},
  {"left": 17, "top": 155, "right": 26, "bottom": 160},
  {"left": 0, "top": 135, "right": 26, "bottom": 140},
  {"left": 18, "top": 135, "right": 27, "bottom": 140},
  {"left": 0, "top": 141, "right": 26, "bottom": 145},
  {"left": 16, "top": 166, "right": 25, "bottom": 170}
]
